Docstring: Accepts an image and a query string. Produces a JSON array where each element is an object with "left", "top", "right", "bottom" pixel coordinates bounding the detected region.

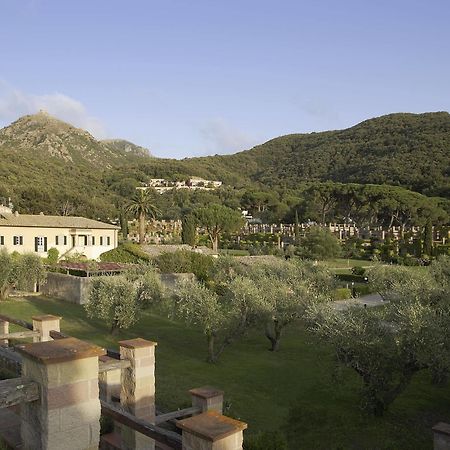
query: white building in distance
[{"left": 139, "top": 177, "right": 223, "bottom": 194}]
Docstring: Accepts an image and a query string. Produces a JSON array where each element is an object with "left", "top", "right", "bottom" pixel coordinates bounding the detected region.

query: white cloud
[
  {"left": 0, "top": 80, "right": 106, "bottom": 138},
  {"left": 199, "top": 118, "right": 258, "bottom": 155}
]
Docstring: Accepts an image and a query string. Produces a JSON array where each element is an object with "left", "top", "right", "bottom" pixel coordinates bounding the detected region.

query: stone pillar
[
  {"left": 177, "top": 411, "right": 247, "bottom": 450},
  {"left": 32, "top": 315, "right": 61, "bottom": 342},
  {"left": 16, "top": 337, "right": 105, "bottom": 450},
  {"left": 0, "top": 319, "right": 8, "bottom": 346},
  {"left": 433, "top": 423, "right": 450, "bottom": 450},
  {"left": 190, "top": 387, "right": 224, "bottom": 414},
  {"left": 98, "top": 356, "right": 121, "bottom": 403},
  {"left": 119, "top": 338, "right": 157, "bottom": 450}
]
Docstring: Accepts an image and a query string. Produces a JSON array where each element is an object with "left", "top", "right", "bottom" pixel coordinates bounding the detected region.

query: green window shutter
[
  {"left": 64, "top": 236, "right": 68, "bottom": 245},
  {"left": 20, "top": 236, "right": 23, "bottom": 245},
  {"left": 35, "top": 237, "right": 38, "bottom": 252},
  {"left": 55, "top": 235, "right": 59, "bottom": 245},
  {"left": 44, "top": 237, "right": 48, "bottom": 252}
]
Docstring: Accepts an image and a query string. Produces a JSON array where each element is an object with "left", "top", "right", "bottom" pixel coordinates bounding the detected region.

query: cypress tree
[
  {"left": 423, "top": 219, "right": 433, "bottom": 256},
  {"left": 120, "top": 209, "right": 128, "bottom": 241},
  {"left": 182, "top": 214, "right": 197, "bottom": 246},
  {"left": 294, "top": 210, "right": 300, "bottom": 244}
]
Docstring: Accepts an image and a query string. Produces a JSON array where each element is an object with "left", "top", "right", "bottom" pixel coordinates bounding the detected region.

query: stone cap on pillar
[
  {"left": 32, "top": 315, "right": 62, "bottom": 322},
  {"left": 433, "top": 422, "right": 450, "bottom": 436},
  {"left": 118, "top": 338, "right": 157, "bottom": 349},
  {"left": 16, "top": 337, "right": 106, "bottom": 364},
  {"left": 177, "top": 411, "right": 247, "bottom": 442},
  {"left": 189, "top": 386, "right": 224, "bottom": 399}
]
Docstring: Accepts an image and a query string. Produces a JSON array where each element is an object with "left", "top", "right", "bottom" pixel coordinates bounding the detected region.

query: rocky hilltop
[{"left": 0, "top": 111, "right": 150, "bottom": 169}]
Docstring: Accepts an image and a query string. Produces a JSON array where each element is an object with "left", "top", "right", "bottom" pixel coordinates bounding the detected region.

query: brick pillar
[
  {"left": 17, "top": 337, "right": 105, "bottom": 450},
  {"left": 0, "top": 319, "right": 8, "bottom": 346},
  {"left": 190, "top": 387, "right": 224, "bottom": 413},
  {"left": 119, "top": 338, "right": 157, "bottom": 450},
  {"left": 433, "top": 423, "right": 450, "bottom": 450},
  {"left": 32, "top": 315, "right": 61, "bottom": 342},
  {"left": 177, "top": 411, "right": 247, "bottom": 450}
]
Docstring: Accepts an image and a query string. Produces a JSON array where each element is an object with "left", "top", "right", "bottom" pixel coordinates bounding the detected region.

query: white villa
[
  {"left": 0, "top": 205, "right": 119, "bottom": 260},
  {"left": 139, "top": 177, "right": 223, "bottom": 194}
]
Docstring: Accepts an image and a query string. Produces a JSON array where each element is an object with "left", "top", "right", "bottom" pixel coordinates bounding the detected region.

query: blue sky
[{"left": 0, "top": 0, "right": 449, "bottom": 158}]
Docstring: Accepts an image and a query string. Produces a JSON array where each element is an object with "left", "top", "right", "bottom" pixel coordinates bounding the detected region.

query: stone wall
[
  {"left": 42, "top": 271, "right": 194, "bottom": 304},
  {"left": 42, "top": 272, "right": 91, "bottom": 304}
]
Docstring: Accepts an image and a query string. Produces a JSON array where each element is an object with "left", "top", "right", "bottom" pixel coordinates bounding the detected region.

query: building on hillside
[
  {"left": 0, "top": 206, "right": 119, "bottom": 260},
  {"left": 139, "top": 177, "right": 223, "bottom": 193}
]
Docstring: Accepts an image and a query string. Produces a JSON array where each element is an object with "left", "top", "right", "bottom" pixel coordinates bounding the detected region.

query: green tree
[
  {"left": 294, "top": 210, "right": 300, "bottom": 244},
  {"left": 195, "top": 204, "right": 244, "bottom": 253},
  {"left": 423, "top": 218, "right": 433, "bottom": 256},
  {"left": 0, "top": 250, "right": 46, "bottom": 300},
  {"left": 298, "top": 226, "right": 341, "bottom": 260},
  {"left": 181, "top": 214, "right": 197, "bottom": 246},
  {"left": 247, "top": 259, "right": 333, "bottom": 351},
  {"left": 308, "top": 260, "right": 450, "bottom": 415},
  {"left": 126, "top": 189, "right": 160, "bottom": 244},
  {"left": 119, "top": 208, "right": 129, "bottom": 241},
  {"left": 173, "top": 275, "right": 267, "bottom": 362},
  {"left": 85, "top": 276, "right": 139, "bottom": 334}
]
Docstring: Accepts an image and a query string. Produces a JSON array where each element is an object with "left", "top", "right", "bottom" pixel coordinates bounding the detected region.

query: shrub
[
  {"left": 46, "top": 248, "right": 59, "bottom": 265},
  {"left": 100, "top": 242, "right": 152, "bottom": 264},
  {"left": 154, "top": 250, "right": 214, "bottom": 282},
  {"left": 333, "top": 287, "right": 352, "bottom": 300},
  {"left": 351, "top": 266, "right": 366, "bottom": 276}
]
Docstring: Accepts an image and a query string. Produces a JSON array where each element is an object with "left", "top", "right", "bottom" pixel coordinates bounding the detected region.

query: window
[
  {"left": 107, "top": 236, "right": 111, "bottom": 246},
  {"left": 0, "top": 236, "right": 4, "bottom": 246},
  {"left": 64, "top": 235, "right": 68, "bottom": 246},
  {"left": 92, "top": 236, "right": 95, "bottom": 246},
  {"left": 35, "top": 236, "right": 47, "bottom": 253},
  {"left": 100, "top": 236, "right": 103, "bottom": 246},
  {"left": 55, "top": 235, "right": 59, "bottom": 245},
  {"left": 13, "top": 236, "right": 23, "bottom": 245}
]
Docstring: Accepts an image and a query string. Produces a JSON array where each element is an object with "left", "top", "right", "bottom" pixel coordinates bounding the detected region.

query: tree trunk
[
  {"left": 265, "top": 320, "right": 283, "bottom": 352},
  {"left": 138, "top": 213, "right": 145, "bottom": 245},
  {"left": 206, "top": 334, "right": 216, "bottom": 363},
  {"left": 0, "top": 284, "right": 10, "bottom": 301},
  {"left": 212, "top": 235, "right": 219, "bottom": 253}
]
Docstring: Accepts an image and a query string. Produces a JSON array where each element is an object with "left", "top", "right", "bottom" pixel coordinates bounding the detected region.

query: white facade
[{"left": 0, "top": 211, "right": 119, "bottom": 260}]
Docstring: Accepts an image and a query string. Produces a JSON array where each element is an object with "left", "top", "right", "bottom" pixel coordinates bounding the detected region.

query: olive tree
[
  {"left": 246, "top": 259, "right": 334, "bottom": 351},
  {"left": 307, "top": 258, "right": 450, "bottom": 415},
  {"left": 85, "top": 276, "right": 139, "bottom": 334},
  {"left": 173, "top": 275, "right": 267, "bottom": 363},
  {"left": 85, "top": 268, "right": 166, "bottom": 333},
  {"left": 0, "top": 250, "right": 46, "bottom": 300}
]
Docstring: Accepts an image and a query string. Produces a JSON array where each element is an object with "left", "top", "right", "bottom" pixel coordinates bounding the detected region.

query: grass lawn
[{"left": 1, "top": 296, "right": 449, "bottom": 449}]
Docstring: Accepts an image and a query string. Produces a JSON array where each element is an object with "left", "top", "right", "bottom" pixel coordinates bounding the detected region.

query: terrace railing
[{"left": 0, "top": 314, "right": 248, "bottom": 450}]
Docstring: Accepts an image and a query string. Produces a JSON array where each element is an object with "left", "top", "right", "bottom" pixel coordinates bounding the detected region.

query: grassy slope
[{"left": 1, "top": 296, "right": 449, "bottom": 449}]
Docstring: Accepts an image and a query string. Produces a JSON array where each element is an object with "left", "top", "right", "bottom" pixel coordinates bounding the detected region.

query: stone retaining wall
[{"left": 41, "top": 272, "right": 91, "bottom": 305}]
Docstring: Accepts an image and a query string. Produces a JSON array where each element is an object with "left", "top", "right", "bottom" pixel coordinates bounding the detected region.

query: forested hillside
[
  {"left": 0, "top": 111, "right": 448, "bottom": 220},
  {"left": 113, "top": 112, "right": 450, "bottom": 197}
]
